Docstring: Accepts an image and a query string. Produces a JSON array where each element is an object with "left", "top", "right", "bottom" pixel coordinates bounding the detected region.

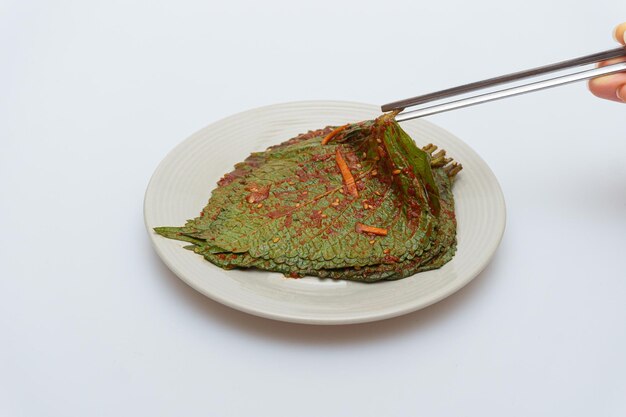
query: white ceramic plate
[{"left": 144, "top": 101, "right": 505, "bottom": 324}]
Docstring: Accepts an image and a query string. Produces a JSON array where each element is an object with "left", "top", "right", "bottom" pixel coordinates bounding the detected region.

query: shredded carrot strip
[
  {"left": 321, "top": 124, "right": 349, "bottom": 145},
  {"left": 355, "top": 223, "right": 388, "bottom": 236},
  {"left": 335, "top": 149, "right": 359, "bottom": 197}
]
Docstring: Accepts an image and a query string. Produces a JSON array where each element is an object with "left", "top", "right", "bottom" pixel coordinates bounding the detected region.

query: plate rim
[{"left": 144, "top": 100, "right": 506, "bottom": 325}]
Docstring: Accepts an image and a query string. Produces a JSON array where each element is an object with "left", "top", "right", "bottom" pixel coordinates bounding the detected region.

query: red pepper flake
[
  {"left": 383, "top": 255, "right": 400, "bottom": 263},
  {"left": 246, "top": 184, "right": 271, "bottom": 203},
  {"left": 355, "top": 222, "right": 388, "bottom": 236},
  {"left": 321, "top": 124, "right": 350, "bottom": 145},
  {"left": 335, "top": 149, "right": 359, "bottom": 198},
  {"left": 392, "top": 169, "right": 401, "bottom": 175}
]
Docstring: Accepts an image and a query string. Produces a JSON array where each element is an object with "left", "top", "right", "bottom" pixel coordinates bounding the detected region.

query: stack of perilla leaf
[{"left": 155, "top": 112, "right": 462, "bottom": 282}]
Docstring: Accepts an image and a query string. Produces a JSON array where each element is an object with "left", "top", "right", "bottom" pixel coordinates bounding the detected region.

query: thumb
[{"left": 613, "top": 22, "right": 626, "bottom": 45}]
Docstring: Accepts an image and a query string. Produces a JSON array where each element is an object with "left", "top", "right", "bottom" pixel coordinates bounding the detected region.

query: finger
[
  {"left": 588, "top": 23, "right": 626, "bottom": 102},
  {"left": 613, "top": 22, "right": 626, "bottom": 45},
  {"left": 597, "top": 56, "right": 626, "bottom": 68},
  {"left": 588, "top": 72, "right": 626, "bottom": 102}
]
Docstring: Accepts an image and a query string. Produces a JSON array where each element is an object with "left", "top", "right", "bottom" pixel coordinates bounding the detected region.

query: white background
[{"left": 2, "top": 1, "right": 626, "bottom": 416}]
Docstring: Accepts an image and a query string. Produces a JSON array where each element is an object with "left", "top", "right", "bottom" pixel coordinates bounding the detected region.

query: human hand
[{"left": 588, "top": 23, "right": 626, "bottom": 102}]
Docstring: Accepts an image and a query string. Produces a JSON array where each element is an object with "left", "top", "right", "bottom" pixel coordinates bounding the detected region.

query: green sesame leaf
[{"left": 154, "top": 114, "right": 461, "bottom": 282}]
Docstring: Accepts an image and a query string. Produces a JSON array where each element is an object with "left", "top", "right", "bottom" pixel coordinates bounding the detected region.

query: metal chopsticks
[{"left": 383, "top": 47, "right": 626, "bottom": 122}]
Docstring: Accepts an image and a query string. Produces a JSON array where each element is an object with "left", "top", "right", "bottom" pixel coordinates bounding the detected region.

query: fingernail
[{"left": 617, "top": 85, "right": 626, "bottom": 102}]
